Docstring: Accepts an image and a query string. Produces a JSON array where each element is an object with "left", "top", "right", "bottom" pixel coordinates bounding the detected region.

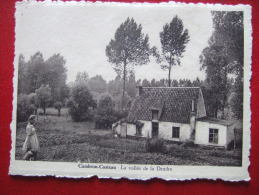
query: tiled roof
[{"left": 127, "top": 87, "right": 201, "bottom": 124}]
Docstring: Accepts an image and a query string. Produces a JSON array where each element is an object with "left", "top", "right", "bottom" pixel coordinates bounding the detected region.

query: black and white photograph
[{"left": 10, "top": 1, "right": 251, "bottom": 180}]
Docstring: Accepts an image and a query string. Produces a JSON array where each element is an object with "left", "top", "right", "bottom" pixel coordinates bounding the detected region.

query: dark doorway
[{"left": 152, "top": 122, "right": 159, "bottom": 138}]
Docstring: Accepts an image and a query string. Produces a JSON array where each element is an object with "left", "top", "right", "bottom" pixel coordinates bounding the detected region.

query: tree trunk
[
  {"left": 168, "top": 65, "right": 171, "bottom": 87},
  {"left": 58, "top": 109, "right": 61, "bottom": 117},
  {"left": 222, "top": 89, "right": 228, "bottom": 119},
  {"left": 122, "top": 61, "right": 127, "bottom": 110},
  {"left": 215, "top": 103, "right": 218, "bottom": 118},
  {"left": 43, "top": 106, "right": 46, "bottom": 115},
  {"left": 168, "top": 56, "right": 172, "bottom": 87},
  {"left": 221, "top": 66, "right": 228, "bottom": 118}
]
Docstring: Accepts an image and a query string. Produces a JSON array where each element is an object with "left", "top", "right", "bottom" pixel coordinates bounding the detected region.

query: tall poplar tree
[
  {"left": 200, "top": 11, "right": 243, "bottom": 119},
  {"left": 106, "top": 18, "right": 151, "bottom": 109},
  {"left": 159, "top": 16, "right": 190, "bottom": 87}
]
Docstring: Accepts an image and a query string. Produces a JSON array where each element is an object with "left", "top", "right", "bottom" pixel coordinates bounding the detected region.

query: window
[
  {"left": 172, "top": 127, "right": 180, "bottom": 138},
  {"left": 209, "top": 128, "right": 218, "bottom": 144},
  {"left": 152, "top": 110, "right": 159, "bottom": 120}
]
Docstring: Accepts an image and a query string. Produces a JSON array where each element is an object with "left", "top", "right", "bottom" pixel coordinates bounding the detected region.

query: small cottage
[{"left": 112, "top": 86, "right": 236, "bottom": 148}]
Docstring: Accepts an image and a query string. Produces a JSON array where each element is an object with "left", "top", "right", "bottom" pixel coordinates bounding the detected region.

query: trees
[
  {"left": 106, "top": 75, "right": 135, "bottom": 111},
  {"left": 142, "top": 79, "right": 151, "bottom": 87},
  {"left": 106, "top": 17, "right": 152, "bottom": 109},
  {"left": 45, "top": 54, "right": 67, "bottom": 103},
  {"left": 26, "top": 52, "right": 46, "bottom": 93},
  {"left": 159, "top": 16, "right": 190, "bottom": 87},
  {"left": 200, "top": 43, "right": 230, "bottom": 118},
  {"left": 88, "top": 75, "right": 107, "bottom": 93},
  {"left": 229, "top": 75, "right": 243, "bottom": 119},
  {"left": 75, "top": 71, "right": 89, "bottom": 86},
  {"left": 212, "top": 11, "right": 244, "bottom": 119},
  {"left": 171, "top": 79, "right": 179, "bottom": 87},
  {"left": 200, "top": 11, "right": 244, "bottom": 119},
  {"left": 95, "top": 95, "right": 117, "bottom": 129},
  {"left": 67, "top": 84, "right": 96, "bottom": 122},
  {"left": 17, "top": 94, "right": 35, "bottom": 122},
  {"left": 35, "top": 85, "right": 52, "bottom": 115},
  {"left": 28, "top": 92, "right": 38, "bottom": 115},
  {"left": 126, "top": 73, "right": 136, "bottom": 98},
  {"left": 18, "top": 54, "right": 28, "bottom": 94},
  {"left": 107, "top": 75, "right": 122, "bottom": 97},
  {"left": 54, "top": 101, "right": 63, "bottom": 117},
  {"left": 192, "top": 77, "right": 203, "bottom": 87},
  {"left": 17, "top": 52, "right": 68, "bottom": 104},
  {"left": 211, "top": 11, "right": 243, "bottom": 73}
]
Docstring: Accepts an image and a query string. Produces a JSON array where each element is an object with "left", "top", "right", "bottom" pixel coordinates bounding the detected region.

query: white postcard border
[{"left": 9, "top": 1, "right": 252, "bottom": 181}]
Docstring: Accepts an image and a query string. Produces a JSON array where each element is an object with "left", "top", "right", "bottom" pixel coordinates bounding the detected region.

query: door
[{"left": 152, "top": 122, "right": 159, "bottom": 138}]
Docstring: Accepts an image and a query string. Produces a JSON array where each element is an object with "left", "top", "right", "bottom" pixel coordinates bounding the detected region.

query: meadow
[{"left": 15, "top": 108, "right": 242, "bottom": 166}]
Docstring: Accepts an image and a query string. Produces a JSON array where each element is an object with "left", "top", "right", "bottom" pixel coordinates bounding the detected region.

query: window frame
[
  {"left": 209, "top": 128, "right": 219, "bottom": 144},
  {"left": 172, "top": 126, "right": 180, "bottom": 139}
]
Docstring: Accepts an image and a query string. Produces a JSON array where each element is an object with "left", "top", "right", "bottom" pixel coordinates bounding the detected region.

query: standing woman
[{"left": 22, "top": 115, "right": 40, "bottom": 160}]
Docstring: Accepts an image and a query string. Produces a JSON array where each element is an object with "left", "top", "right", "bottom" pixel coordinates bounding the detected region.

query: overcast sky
[{"left": 15, "top": 2, "right": 213, "bottom": 83}]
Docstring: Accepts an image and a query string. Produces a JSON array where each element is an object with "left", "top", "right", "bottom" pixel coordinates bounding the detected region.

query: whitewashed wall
[
  {"left": 115, "top": 120, "right": 233, "bottom": 147},
  {"left": 126, "top": 121, "right": 151, "bottom": 137},
  {"left": 126, "top": 123, "right": 137, "bottom": 136},
  {"left": 158, "top": 121, "right": 191, "bottom": 141},
  {"left": 126, "top": 120, "right": 191, "bottom": 141},
  {"left": 195, "top": 121, "right": 227, "bottom": 147}
]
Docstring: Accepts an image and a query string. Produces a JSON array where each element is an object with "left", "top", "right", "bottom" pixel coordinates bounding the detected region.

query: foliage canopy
[
  {"left": 159, "top": 16, "right": 190, "bottom": 87},
  {"left": 106, "top": 17, "right": 152, "bottom": 109}
]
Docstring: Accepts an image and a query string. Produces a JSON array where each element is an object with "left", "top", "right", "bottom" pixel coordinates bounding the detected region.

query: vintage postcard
[{"left": 10, "top": 1, "right": 252, "bottom": 181}]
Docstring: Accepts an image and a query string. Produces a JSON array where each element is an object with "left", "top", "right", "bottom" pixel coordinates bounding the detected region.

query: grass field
[{"left": 15, "top": 109, "right": 242, "bottom": 166}]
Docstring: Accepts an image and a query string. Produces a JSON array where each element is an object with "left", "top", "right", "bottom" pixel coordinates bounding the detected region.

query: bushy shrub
[
  {"left": 28, "top": 93, "right": 37, "bottom": 105},
  {"left": 145, "top": 137, "right": 165, "bottom": 153},
  {"left": 95, "top": 95, "right": 116, "bottom": 129},
  {"left": 28, "top": 93, "right": 38, "bottom": 114},
  {"left": 17, "top": 94, "right": 35, "bottom": 122},
  {"left": 95, "top": 95, "right": 129, "bottom": 129},
  {"left": 67, "top": 99, "right": 82, "bottom": 122},
  {"left": 67, "top": 84, "right": 96, "bottom": 122},
  {"left": 54, "top": 101, "right": 62, "bottom": 116}
]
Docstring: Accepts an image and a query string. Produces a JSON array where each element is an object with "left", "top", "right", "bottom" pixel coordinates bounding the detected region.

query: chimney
[
  {"left": 136, "top": 85, "right": 143, "bottom": 96},
  {"left": 190, "top": 100, "right": 196, "bottom": 141}
]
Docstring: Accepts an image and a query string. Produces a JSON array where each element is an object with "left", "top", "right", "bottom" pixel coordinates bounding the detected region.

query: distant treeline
[
  {"left": 72, "top": 71, "right": 207, "bottom": 108},
  {"left": 18, "top": 52, "right": 69, "bottom": 104}
]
